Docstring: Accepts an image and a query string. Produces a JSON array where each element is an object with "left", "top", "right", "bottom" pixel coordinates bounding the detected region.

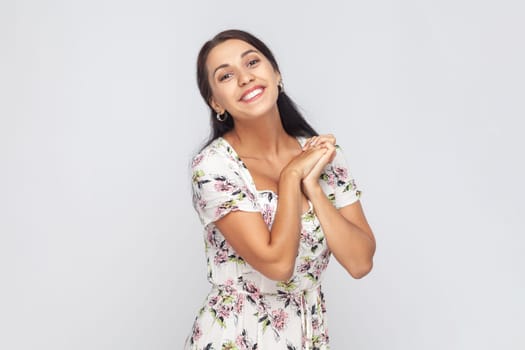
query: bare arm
[
  {"left": 306, "top": 186, "right": 375, "bottom": 278},
  {"left": 214, "top": 147, "right": 328, "bottom": 281},
  {"left": 302, "top": 141, "right": 376, "bottom": 279}
]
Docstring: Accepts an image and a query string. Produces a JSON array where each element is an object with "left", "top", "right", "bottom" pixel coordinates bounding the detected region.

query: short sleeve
[
  {"left": 191, "top": 150, "right": 259, "bottom": 228},
  {"left": 320, "top": 145, "right": 362, "bottom": 209}
]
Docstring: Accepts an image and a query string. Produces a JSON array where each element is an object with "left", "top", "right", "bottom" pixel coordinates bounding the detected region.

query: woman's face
[{"left": 206, "top": 39, "right": 281, "bottom": 121}]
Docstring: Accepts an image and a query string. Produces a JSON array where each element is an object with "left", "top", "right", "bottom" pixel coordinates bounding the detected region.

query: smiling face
[{"left": 206, "top": 39, "right": 281, "bottom": 121}]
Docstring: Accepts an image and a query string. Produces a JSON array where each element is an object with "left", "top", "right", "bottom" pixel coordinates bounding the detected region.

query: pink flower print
[
  {"left": 312, "top": 318, "right": 320, "bottom": 331},
  {"left": 214, "top": 179, "right": 236, "bottom": 192},
  {"left": 319, "top": 250, "right": 331, "bottom": 267},
  {"left": 214, "top": 205, "right": 228, "bottom": 219},
  {"left": 222, "top": 279, "right": 237, "bottom": 295},
  {"left": 206, "top": 228, "right": 216, "bottom": 247},
  {"left": 191, "top": 154, "right": 204, "bottom": 167},
  {"left": 300, "top": 230, "right": 316, "bottom": 247},
  {"left": 333, "top": 166, "right": 348, "bottom": 180},
  {"left": 192, "top": 323, "right": 202, "bottom": 342},
  {"left": 234, "top": 294, "right": 245, "bottom": 314},
  {"left": 235, "top": 335, "right": 248, "bottom": 350},
  {"left": 217, "top": 304, "right": 232, "bottom": 319},
  {"left": 291, "top": 294, "right": 302, "bottom": 309},
  {"left": 197, "top": 198, "right": 206, "bottom": 210},
  {"left": 243, "top": 281, "right": 261, "bottom": 301},
  {"left": 257, "top": 299, "right": 271, "bottom": 315},
  {"left": 208, "top": 295, "right": 220, "bottom": 307},
  {"left": 261, "top": 204, "right": 273, "bottom": 226},
  {"left": 244, "top": 186, "right": 256, "bottom": 202},
  {"left": 313, "top": 260, "right": 327, "bottom": 279},
  {"left": 297, "top": 258, "right": 312, "bottom": 273},
  {"left": 316, "top": 333, "right": 329, "bottom": 345},
  {"left": 214, "top": 249, "right": 228, "bottom": 265},
  {"left": 324, "top": 172, "right": 336, "bottom": 186},
  {"left": 235, "top": 331, "right": 254, "bottom": 350},
  {"left": 224, "top": 278, "right": 234, "bottom": 286},
  {"left": 271, "top": 308, "right": 288, "bottom": 331}
]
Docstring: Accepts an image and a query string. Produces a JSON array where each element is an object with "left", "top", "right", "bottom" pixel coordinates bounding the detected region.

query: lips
[{"left": 240, "top": 86, "right": 264, "bottom": 102}]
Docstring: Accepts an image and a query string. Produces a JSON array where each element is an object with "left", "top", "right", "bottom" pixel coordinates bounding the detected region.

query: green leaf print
[
  {"left": 343, "top": 182, "right": 354, "bottom": 193},
  {"left": 222, "top": 295, "right": 234, "bottom": 304},
  {"left": 228, "top": 255, "right": 245, "bottom": 265},
  {"left": 306, "top": 272, "right": 317, "bottom": 283},
  {"left": 234, "top": 191, "right": 247, "bottom": 201},
  {"left": 277, "top": 280, "right": 298, "bottom": 292},
  {"left": 209, "top": 308, "right": 226, "bottom": 328},
  {"left": 220, "top": 341, "right": 238, "bottom": 350},
  {"left": 303, "top": 211, "right": 315, "bottom": 222},
  {"left": 258, "top": 315, "right": 271, "bottom": 332},
  {"left": 219, "top": 199, "right": 236, "bottom": 210},
  {"left": 192, "top": 169, "right": 208, "bottom": 186}
]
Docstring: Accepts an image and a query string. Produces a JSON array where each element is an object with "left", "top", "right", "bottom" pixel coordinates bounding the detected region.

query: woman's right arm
[{"left": 213, "top": 147, "right": 327, "bottom": 281}]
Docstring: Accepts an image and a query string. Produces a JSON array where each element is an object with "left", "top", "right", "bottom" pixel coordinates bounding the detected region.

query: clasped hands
[{"left": 283, "top": 134, "right": 337, "bottom": 199}]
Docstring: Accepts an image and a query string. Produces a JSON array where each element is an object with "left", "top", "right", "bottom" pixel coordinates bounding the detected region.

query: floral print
[{"left": 185, "top": 137, "right": 361, "bottom": 349}]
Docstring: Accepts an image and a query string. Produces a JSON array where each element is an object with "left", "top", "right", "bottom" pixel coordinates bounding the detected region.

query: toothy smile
[{"left": 240, "top": 87, "right": 264, "bottom": 102}]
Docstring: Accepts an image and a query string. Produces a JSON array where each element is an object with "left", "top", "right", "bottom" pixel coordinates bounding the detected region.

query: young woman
[{"left": 185, "top": 29, "right": 376, "bottom": 349}]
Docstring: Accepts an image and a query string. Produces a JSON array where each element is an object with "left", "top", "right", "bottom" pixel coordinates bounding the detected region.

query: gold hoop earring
[
  {"left": 216, "top": 111, "right": 228, "bottom": 122},
  {"left": 278, "top": 80, "right": 284, "bottom": 93}
]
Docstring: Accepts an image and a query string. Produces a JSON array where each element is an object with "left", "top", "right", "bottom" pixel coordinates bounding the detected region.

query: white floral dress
[{"left": 185, "top": 136, "right": 361, "bottom": 350}]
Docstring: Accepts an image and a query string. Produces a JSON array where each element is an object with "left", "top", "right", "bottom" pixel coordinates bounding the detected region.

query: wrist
[
  {"left": 280, "top": 167, "right": 302, "bottom": 182},
  {"left": 302, "top": 180, "right": 323, "bottom": 198}
]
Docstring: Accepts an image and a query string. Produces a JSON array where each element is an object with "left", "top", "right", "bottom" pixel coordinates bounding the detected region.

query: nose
[{"left": 238, "top": 69, "right": 254, "bottom": 86}]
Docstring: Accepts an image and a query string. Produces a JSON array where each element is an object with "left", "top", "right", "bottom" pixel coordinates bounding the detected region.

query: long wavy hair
[{"left": 196, "top": 29, "right": 318, "bottom": 148}]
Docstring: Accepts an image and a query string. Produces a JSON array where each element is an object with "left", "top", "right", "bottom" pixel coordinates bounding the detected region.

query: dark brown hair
[{"left": 196, "top": 29, "right": 318, "bottom": 148}]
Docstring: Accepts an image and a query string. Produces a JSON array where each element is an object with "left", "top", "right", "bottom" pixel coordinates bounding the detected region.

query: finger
[
  {"left": 324, "top": 143, "right": 336, "bottom": 163},
  {"left": 315, "top": 140, "right": 333, "bottom": 148},
  {"left": 303, "top": 134, "right": 335, "bottom": 151},
  {"left": 325, "top": 134, "right": 336, "bottom": 144},
  {"left": 315, "top": 142, "right": 335, "bottom": 163},
  {"left": 309, "top": 136, "right": 319, "bottom": 147},
  {"left": 317, "top": 134, "right": 336, "bottom": 145},
  {"left": 302, "top": 137, "right": 315, "bottom": 151}
]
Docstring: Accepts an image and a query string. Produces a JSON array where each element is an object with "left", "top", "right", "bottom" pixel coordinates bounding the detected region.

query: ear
[
  {"left": 275, "top": 70, "right": 282, "bottom": 83},
  {"left": 209, "top": 97, "right": 223, "bottom": 114}
]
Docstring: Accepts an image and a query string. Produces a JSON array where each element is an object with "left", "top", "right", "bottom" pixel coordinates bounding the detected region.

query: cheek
[
  {"left": 210, "top": 85, "right": 236, "bottom": 107},
  {"left": 265, "top": 67, "right": 280, "bottom": 82},
  {"left": 213, "top": 87, "right": 229, "bottom": 101}
]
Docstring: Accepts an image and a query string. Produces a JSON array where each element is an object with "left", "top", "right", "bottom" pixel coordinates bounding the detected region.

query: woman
[{"left": 185, "top": 29, "right": 376, "bottom": 349}]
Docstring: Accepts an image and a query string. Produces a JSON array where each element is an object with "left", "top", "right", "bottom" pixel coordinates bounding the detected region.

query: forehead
[{"left": 206, "top": 39, "right": 259, "bottom": 68}]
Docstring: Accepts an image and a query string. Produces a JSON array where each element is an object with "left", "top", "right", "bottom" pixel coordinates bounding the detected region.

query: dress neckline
[
  {"left": 217, "top": 136, "right": 313, "bottom": 216},
  {"left": 217, "top": 135, "right": 307, "bottom": 195}
]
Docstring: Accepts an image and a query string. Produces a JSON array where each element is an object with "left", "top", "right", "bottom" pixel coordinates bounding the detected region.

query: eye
[
  {"left": 218, "top": 72, "right": 233, "bottom": 82},
  {"left": 247, "top": 58, "right": 260, "bottom": 67}
]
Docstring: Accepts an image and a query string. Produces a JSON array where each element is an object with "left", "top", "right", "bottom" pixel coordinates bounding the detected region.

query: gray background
[{"left": 1, "top": 0, "right": 524, "bottom": 349}]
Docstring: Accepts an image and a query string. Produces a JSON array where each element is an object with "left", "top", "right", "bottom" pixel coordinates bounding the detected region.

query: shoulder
[
  {"left": 191, "top": 137, "right": 236, "bottom": 171},
  {"left": 191, "top": 137, "right": 248, "bottom": 189}
]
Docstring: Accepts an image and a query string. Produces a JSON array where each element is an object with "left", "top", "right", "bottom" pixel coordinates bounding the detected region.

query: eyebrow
[{"left": 212, "top": 49, "right": 260, "bottom": 77}]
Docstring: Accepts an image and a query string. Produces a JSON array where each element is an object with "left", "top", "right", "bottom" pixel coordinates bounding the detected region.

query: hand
[
  {"left": 281, "top": 146, "right": 329, "bottom": 180},
  {"left": 302, "top": 141, "right": 337, "bottom": 198},
  {"left": 303, "top": 134, "right": 336, "bottom": 152}
]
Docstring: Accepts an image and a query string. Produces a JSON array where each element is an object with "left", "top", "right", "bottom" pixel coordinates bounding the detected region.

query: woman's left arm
[
  {"left": 306, "top": 186, "right": 375, "bottom": 279},
  {"left": 302, "top": 138, "right": 376, "bottom": 279}
]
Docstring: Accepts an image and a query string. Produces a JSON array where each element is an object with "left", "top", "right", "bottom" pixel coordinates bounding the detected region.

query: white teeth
[{"left": 242, "top": 88, "right": 262, "bottom": 101}]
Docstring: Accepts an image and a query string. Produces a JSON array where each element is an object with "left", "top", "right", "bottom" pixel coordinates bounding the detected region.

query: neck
[{"left": 226, "top": 107, "right": 295, "bottom": 159}]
